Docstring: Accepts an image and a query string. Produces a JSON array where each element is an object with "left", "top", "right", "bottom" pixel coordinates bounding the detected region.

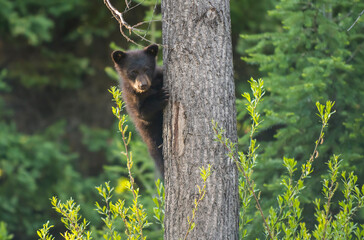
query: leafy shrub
[
  {"left": 37, "top": 79, "right": 364, "bottom": 240},
  {"left": 36, "top": 87, "right": 214, "bottom": 240},
  {"left": 214, "top": 78, "right": 364, "bottom": 239},
  {"left": 237, "top": 0, "right": 364, "bottom": 236},
  {"left": 0, "top": 121, "right": 80, "bottom": 236},
  {"left": 0, "top": 222, "right": 13, "bottom": 240}
]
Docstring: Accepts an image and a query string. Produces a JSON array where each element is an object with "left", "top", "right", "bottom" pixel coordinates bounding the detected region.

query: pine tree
[{"left": 239, "top": 0, "right": 364, "bottom": 236}]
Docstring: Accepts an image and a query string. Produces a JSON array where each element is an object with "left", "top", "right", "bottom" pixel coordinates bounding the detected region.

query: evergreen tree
[
  {"left": 0, "top": 0, "right": 161, "bottom": 238},
  {"left": 239, "top": 0, "right": 364, "bottom": 236}
]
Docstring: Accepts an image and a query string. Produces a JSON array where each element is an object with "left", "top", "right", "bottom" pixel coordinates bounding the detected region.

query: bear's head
[{"left": 111, "top": 44, "right": 158, "bottom": 93}]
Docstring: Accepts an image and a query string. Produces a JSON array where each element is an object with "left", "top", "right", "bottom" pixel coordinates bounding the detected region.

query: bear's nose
[{"left": 139, "top": 82, "right": 148, "bottom": 90}]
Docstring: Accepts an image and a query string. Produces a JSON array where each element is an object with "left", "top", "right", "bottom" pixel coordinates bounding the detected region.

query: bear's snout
[
  {"left": 139, "top": 82, "right": 148, "bottom": 90},
  {"left": 133, "top": 74, "right": 151, "bottom": 93}
]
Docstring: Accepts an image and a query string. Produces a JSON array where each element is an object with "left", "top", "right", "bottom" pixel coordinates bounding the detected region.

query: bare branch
[
  {"left": 132, "top": 20, "right": 162, "bottom": 29},
  {"left": 125, "top": 0, "right": 131, "bottom": 9},
  {"left": 103, "top": 0, "right": 144, "bottom": 46},
  {"left": 124, "top": 0, "right": 145, "bottom": 14},
  {"left": 119, "top": 25, "right": 143, "bottom": 47},
  {"left": 133, "top": 30, "right": 158, "bottom": 45},
  {"left": 347, "top": 9, "right": 364, "bottom": 31},
  {"left": 103, "top": 0, "right": 166, "bottom": 48},
  {"left": 104, "top": 0, "right": 135, "bottom": 31}
]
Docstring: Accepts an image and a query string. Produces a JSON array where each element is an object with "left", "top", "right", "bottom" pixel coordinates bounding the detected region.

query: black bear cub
[{"left": 111, "top": 44, "right": 168, "bottom": 177}]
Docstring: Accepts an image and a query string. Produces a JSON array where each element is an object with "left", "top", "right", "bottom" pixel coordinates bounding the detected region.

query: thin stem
[
  {"left": 119, "top": 117, "right": 145, "bottom": 239},
  {"left": 272, "top": 123, "right": 326, "bottom": 230},
  {"left": 104, "top": 0, "right": 145, "bottom": 47},
  {"left": 104, "top": 0, "right": 140, "bottom": 32},
  {"left": 103, "top": 0, "right": 163, "bottom": 47},
  {"left": 297, "top": 123, "right": 324, "bottom": 185},
  {"left": 212, "top": 127, "right": 274, "bottom": 240},
  {"left": 321, "top": 184, "right": 336, "bottom": 240},
  {"left": 57, "top": 201, "right": 85, "bottom": 238},
  {"left": 183, "top": 185, "right": 207, "bottom": 240}
]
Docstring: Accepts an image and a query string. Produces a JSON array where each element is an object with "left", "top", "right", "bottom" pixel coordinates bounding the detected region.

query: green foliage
[
  {"left": 95, "top": 182, "right": 150, "bottom": 240},
  {"left": 9, "top": 51, "right": 93, "bottom": 89},
  {"left": 35, "top": 87, "right": 156, "bottom": 240},
  {"left": 152, "top": 179, "right": 165, "bottom": 229},
  {"left": 0, "top": 1, "right": 53, "bottom": 46},
  {"left": 264, "top": 101, "right": 336, "bottom": 239},
  {"left": 238, "top": 0, "right": 364, "bottom": 236},
  {"left": 214, "top": 79, "right": 271, "bottom": 238},
  {"left": 3, "top": 0, "right": 364, "bottom": 239},
  {"left": 36, "top": 86, "right": 216, "bottom": 240},
  {"left": 0, "top": 0, "right": 162, "bottom": 238},
  {"left": 52, "top": 197, "right": 92, "bottom": 240},
  {"left": 108, "top": 86, "right": 150, "bottom": 240},
  {"left": 0, "top": 222, "right": 13, "bottom": 240},
  {"left": 215, "top": 79, "right": 364, "bottom": 239},
  {"left": 0, "top": 0, "right": 102, "bottom": 88},
  {"left": 0, "top": 69, "right": 10, "bottom": 118},
  {"left": 37, "top": 198, "right": 92, "bottom": 240},
  {"left": 0, "top": 122, "right": 82, "bottom": 237},
  {"left": 37, "top": 222, "right": 54, "bottom": 240}
]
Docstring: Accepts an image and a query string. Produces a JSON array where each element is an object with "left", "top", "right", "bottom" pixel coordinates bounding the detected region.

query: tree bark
[{"left": 162, "top": 1, "right": 239, "bottom": 239}]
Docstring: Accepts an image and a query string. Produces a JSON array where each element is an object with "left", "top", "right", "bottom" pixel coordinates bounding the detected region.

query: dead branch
[
  {"left": 103, "top": 0, "right": 166, "bottom": 47},
  {"left": 104, "top": 0, "right": 139, "bottom": 32},
  {"left": 103, "top": 0, "right": 143, "bottom": 46},
  {"left": 347, "top": 9, "right": 364, "bottom": 31}
]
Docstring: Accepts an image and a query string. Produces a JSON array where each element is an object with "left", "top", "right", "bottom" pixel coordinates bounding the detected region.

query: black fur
[{"left": 111, "top": 44, "right": 168, "bottom": 177}]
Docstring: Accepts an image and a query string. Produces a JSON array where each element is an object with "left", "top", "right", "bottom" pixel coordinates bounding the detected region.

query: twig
[
  {"left": 212, "top": 126, "right": 274, "bottom": 240},
  {"left": 125, "top": 0, "right": 131, "bottom": 9},
  {"left": 347, "top": 9, "right": 364, "bottom": 31},
  {"left": 103, "top": 0, "right": 144, "bottom": 46},
  {"left": 132, "top": 19, "right": 162, "bottom": 29},
  {"left": 346, "top": 42, "right": 364, "bottom": 63},
  {"left": 183, "top": 185, "right": 207, "bottom": 240},
  {"left": 103, "top": 0, "right": 168, "bottom": 48},
  {"left": 321, "top": 183, "right": 337, "bottom": 240},
  {"left": 142, "top": 0, "right": 159, "bottom": 39},
  {"left": 119, "top": 115, "right": 145, "bottom": 239},
  {"left": 183, "top": 165, "right": 212, "bottom": 240},
  {"left": 124, "top": 0, "right": 145, "bottom": 14},
  {"left": 104, "top": 0, "right": 139, "bottom": 32},
  {"left": 271, "top": 119, "right": 326, "bottom": 231}
]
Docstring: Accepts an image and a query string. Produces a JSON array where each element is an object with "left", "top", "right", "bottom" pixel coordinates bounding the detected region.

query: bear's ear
[
  {"left": 112, "top": 50, "right": 126, "bottom": 63},
  {"left": 144, "top": 44, "right": 158, "bottom": 56}
]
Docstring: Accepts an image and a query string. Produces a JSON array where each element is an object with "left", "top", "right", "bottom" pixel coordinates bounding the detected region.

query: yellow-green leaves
[
  {"left": 37, "top": 222, "right": 54, "bottom": 240},
  {"left": 183, "top": 164, "right": 212, "bottom": 240},
  {"left": 316, "top": 101, "right": 336, "bottom": 127},
  {"left": 42, "top": 197, "right": 92, "bottom": 240},
  {"left": 107, "top": 87, "right": 149, "bottom": 240},
  {"left": 242, "top": 78, "right": 265, "bottom": 128},
  {"left": 152, "top": 179, "right": 165, "bottom": 229}
]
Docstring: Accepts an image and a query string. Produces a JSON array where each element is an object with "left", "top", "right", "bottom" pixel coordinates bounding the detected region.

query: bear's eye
[
  {"left": 143, "top": 67, "right": 152, "bottom": 74},
  {"left": 128, "top": 70, "right": 138, "bottom": 79}
]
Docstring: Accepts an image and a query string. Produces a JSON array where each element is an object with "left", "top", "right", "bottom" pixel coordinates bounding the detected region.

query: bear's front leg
[{"left": 138, "top": 88, "right": 169, "bottom": 120}]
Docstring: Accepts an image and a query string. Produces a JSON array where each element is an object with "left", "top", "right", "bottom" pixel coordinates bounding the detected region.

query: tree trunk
[{"left": 162, "top": 1, "right": 239, "bottom": 239}]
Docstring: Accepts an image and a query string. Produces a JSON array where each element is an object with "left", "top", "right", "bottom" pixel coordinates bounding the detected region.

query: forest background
[{"left": 0, "top": 0, "right": 363, "bottom": 239}]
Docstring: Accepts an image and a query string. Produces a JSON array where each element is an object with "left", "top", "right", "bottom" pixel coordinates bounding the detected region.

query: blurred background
[{"left": 0, "top": 0, "right": 363, "bottom": 239}]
